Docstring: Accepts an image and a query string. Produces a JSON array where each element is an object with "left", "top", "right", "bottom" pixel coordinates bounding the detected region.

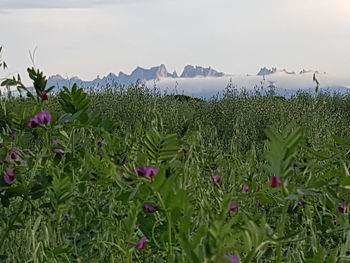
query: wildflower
[
  {"left": 41, "top": 92, "right": 48, "bottom": 101},
  {"left": 135, "top": 236, "right": 147, "bottom": 250},
  {"left": 53, "top": 149, "right": 65, "bottom": 155},
  {"left": 3, "top": 156, "right": 11, "bottom": 164},
  {"left": 242, "top": 184, "right": 249, "bottom": 193},
  {"left": 211, "top": 174, "right": 222, "bottom": 184},
  {"left": 270, "top": 176, "right": 282, "bottom": 188},
  {"left": 135, "top": 166, "right": 158, "bottom": 178},
  {"left": 52, "top": 140, "right": 60, "bottom": 145},
  {"left": 230, "top": 203, "right": 238, "bottom": 212},
  {"left": 258, "top": 201, "right": 264, "bottom": 207},
  {"left": 338, "top": 202, "right": 345, "bottom": 214},
  {"left": 144, "top": 204, "right": 156, "bottom": 213},
  {"left": 224, "top": 255, "right": 240, "bottom": 263},
  {"left": 3, "top": 168, "right": 15, "bottom": 185},
  {"left": 63, "top": 214, "right": 70, "bottom": 221},
  {"left": 10, "top": 149, "right": 19, "bottom": 161},
  {"left": 28, "top": 111, "right": 52, "bottom": 128}
]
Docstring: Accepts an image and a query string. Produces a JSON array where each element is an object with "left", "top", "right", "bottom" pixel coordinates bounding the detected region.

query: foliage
[{"left": 0, "top": 58, "right": 350, "bottom": 262}]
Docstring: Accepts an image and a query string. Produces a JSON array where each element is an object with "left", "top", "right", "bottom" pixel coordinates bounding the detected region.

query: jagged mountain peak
[
  {"left": 257, "top": 67, "right": 277, "bottom": 76},
  {"left": 180, "top": 65, "right": 224, "bottom": 78}
]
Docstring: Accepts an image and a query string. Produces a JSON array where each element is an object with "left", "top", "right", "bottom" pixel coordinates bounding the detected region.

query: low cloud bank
[{"left": 148, "top": 73, "right": 350, "bottom": 99}]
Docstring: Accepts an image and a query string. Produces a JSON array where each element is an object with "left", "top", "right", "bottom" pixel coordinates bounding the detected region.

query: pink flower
[
  {"left": 3, "top": 168, "right": 15, "bottom": 185},
  {"left": 135, "top": 236, "right": 147, "bottom": 250},
  {"left": 28, "top": 111, "right": 52, "bottom": 128},
  {"left": 258, "top": 201, "right": 264, "bottom": 207},
  {"left": 211, "top": 174, "right": 222, "bottom": 184},
  {"left": 224, "top": 255, "right": 240, "bottom": 263},
  {"left": 144, "top": 204, "right": 156, "bottom": 213},
  {"left": 270, "top": 176, "right": 282, "bottom": 188},
  {"left": 242, "top": 184, "right": 249, "bottom": 193},
  {"left": 339, "top": 203, "right": 345, "bottom": 214},
  {"left": 10, "top": 149, "right": 19, "bottom": 161},
  {"left": 135, "top": 166, "right": 158, "bottom": 178},
  {"left": 230, "top": 203, "right": 238, "bottom": 212},
  {"left": 3, "top": 156, "right": 11, "bottom": 164}
]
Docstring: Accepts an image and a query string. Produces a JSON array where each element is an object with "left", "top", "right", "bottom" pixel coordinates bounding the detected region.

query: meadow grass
[{"left": 1, "top": 85, "right": 350, "bottom": 262}]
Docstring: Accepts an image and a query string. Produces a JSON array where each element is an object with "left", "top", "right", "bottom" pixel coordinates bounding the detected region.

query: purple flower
[
  {"left": 211, "top": 174, "right": 222, "bottom": 184},
  {"left": 28, "top": 111, "right": 52, "bottom": 128},
  {"left": 63, "top": 214, "right": 70, "bottom": 221},
  {"left": 135, "top": 236, "right": 147, "bottom": 250},
  {"left": 37, "top": 111, "right": 51, "bottom": 124},
  {"left": 144, "top": 204, "right": 156, "bottom": 213},
  {"left": 258, "top": 201, "right": 264, "bottom": 207},
  {"left": 3, "top": 156, "right": 11, "bottom": 164},
  {"left": 3, "top": 168, "right": 15, "bottom": 185},
  {"left": 270, "top": 176, "right": 282, "bottom": 188},
  {"left": 10, "top": 149, "right": 19, "bottom": 161},
  {"left": 339, "top": 202, "right": 345, "bottom": 214},
  {"left": 28, "top": 118, "right": 39, "bottom": 128},
  {"left": 52, "top": 140, "right": 60, "bottom": 145},
  {"left": 135, "top": 166, "right": 158, "bottom": 178},
  {"left": 224, "top": 255, "right": 240, "bottom": 263},
  {"left": 242, "top": 184, "right": 249, "bottom": 193},
  {"left": 230, "top": 203, "right": 238, "bottom": 212},
  {"left": 53, "top": 149, "right": 65, "bottom": 155}
]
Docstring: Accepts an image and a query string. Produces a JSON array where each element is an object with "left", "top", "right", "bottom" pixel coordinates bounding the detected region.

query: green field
[{"left": 1, "top": 68, "right": 350, "bottom": 263}]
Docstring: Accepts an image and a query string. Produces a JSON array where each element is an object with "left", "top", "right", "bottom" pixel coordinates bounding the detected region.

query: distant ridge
[
  {"left": 257, "top": 67, "right": 322, "bottom": 76},
  {"left": 46, "top": 64, "right": 225, "bottom": 89}
]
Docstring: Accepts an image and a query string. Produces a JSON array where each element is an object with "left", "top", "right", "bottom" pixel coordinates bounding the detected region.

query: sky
[{"left": 0, "top": 0, "right": 350, "bottom": 84}]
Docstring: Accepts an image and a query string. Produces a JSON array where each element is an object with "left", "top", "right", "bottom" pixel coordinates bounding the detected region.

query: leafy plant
[{"left": 59, "top": 84, "right": 90, "bottom": 113}]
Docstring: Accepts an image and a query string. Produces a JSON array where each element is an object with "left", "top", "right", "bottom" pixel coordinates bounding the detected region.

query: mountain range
[
  {"left": 46, "top": 65, "right": 326, "bottom": 90},
  {"left": 256, "top": 67, "right": 322, "bottom": 76},
  {"left": 47, "top": 64, "right": 225, "bottom": 89},
  {"left": 3, "top": 64, "right": 349, "bottom": 99}
]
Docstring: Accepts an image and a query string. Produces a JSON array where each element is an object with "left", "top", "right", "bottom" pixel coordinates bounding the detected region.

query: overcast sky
[{"left": 0, "top": 0, "right": 350, "bottom": 83}]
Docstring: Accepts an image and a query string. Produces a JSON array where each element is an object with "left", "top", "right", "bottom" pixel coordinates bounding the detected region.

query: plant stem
[{"left": 0, "top": 197, "right": 25, "bottom": 250}]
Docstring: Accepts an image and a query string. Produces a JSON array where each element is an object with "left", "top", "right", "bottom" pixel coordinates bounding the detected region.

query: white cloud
[
  {"left": 0, "top": 0, "right": 135, "bottom": 9},
  {"left": 149, "top": 73, "right": 350, "bottom": 99}
]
